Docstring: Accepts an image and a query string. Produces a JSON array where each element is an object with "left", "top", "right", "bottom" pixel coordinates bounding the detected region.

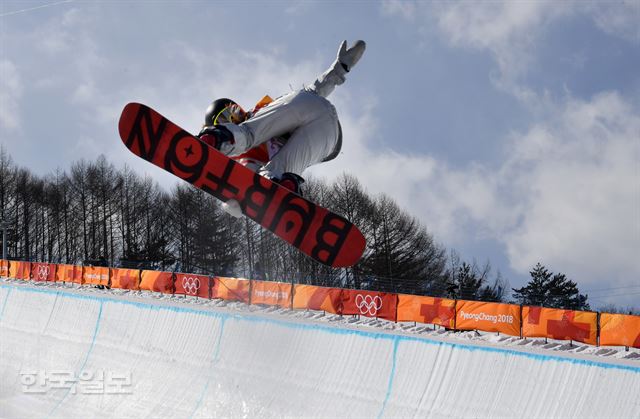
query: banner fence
[
  {"left": 1, "top": 259, "right": 638, "bottom": 349},
  {"left": 397, "top": 295, "right": 456, "bottom": 327},
  {"left": 456, "top": 300, "right": 521, "bottom": 337}
]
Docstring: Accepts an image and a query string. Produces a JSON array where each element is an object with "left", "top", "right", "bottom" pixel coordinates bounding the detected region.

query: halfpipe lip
[{"left": 2, "top": 279, "right": 639, "bottom": 373}]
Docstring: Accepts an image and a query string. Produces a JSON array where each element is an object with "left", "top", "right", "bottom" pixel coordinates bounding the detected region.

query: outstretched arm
[{"left": 309, "top": 40, "right": 366, "bottom": 98}]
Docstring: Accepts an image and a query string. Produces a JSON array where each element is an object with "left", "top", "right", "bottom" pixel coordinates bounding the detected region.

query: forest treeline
[{"left": 0, "top": 147, "right": 591, "bottom": 310}]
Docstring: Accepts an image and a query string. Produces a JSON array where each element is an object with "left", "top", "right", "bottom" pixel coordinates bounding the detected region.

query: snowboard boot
[
  {"left": 198, "top": 125, "right": 236, "bottom": 155},
  {"left": 259, "top": 170, "right": 305, "bottom": 196},
  {"left": 276, "top": 172, "right": 305, "bottom": 196}
]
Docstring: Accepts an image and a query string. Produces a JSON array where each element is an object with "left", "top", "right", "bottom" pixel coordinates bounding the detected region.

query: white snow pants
[{"left": 224, "top": 89, "right": 341, "bottom": 177}]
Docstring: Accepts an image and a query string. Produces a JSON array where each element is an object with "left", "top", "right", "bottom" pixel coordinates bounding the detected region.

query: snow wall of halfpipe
[{"left": 1, "top": 283, "right": 639, "bottom": 418}]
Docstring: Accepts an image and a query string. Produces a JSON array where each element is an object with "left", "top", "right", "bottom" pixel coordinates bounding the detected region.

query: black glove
[
  {"left": 198, "top": 125, "right": 217, "bottom": 138},
  {"left": 197, "top": 125, "right": 235, "bottom": 151}
]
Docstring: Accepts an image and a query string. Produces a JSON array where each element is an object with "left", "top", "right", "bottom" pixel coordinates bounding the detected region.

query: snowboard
[{"left": 118, "top": 102, "right": 366, "bottom": 268}]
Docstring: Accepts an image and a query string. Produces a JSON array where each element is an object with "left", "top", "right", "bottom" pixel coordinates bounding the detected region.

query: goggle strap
[{"left": 213, "top": 107, "right": 230, "bottom": 125}]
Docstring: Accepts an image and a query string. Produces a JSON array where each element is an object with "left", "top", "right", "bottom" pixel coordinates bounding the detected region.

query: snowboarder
[{"left": 198, "top": 40, "right": 366, "bottom": 197}]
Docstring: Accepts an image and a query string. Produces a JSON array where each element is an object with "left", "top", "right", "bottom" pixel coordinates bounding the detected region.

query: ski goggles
[{"left": 214, "top": 105, "right": 246, "bottom": 125}]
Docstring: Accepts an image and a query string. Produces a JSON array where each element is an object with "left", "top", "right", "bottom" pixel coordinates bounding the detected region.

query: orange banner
[
  {"left": 174, "top": 273, "right": 210, "bottom": 298},
  {"left": 292, "top": 284, "right": 342, "bottom": 314},
  {"left": 8, "top": 261, "right": 16, "bottom": 278},
  {"left": 56, "top": 264, "right": 83, "bottom": 283},
  {"left": 211, "top": 277, "right": 250, "bottom": 303},
  {"left": 83, "top": 266, "right": 109, "bottom": 286},
  {"left": 523, "top": 306, "right": 597, "bottom": 345},
  {"left": 140, "top": 270, "right": 174, "bottom": 293},
  {"left": 31, "top": 262, "right": 57, "bottom": 282},
  {"left": 0, "top": 259, "right": 9, "bottom": 277},
  {"left": 9, "top": 261, "right": 30, "bottom": 280},
  {"left": 110, "top": 268, "right": 140, "bottom": 290},
  {"left": 600, "top": 313, "right": 640, "bottom": 348},
  {"left": 397, "top": 295, "right": 455, "bottom": 327},
  {"left": 456, "top": 300, "right": 521, "bottom": 336},
  {"left": 251, "top": 280, "right": 292, "bottom": 308},
  {"left": 341, "top": 290, "right": 397, "bottom": 321}
]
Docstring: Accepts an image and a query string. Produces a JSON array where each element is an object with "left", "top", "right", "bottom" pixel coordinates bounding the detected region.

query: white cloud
[
  {"left": 313, "top": 91, "right": 639, "bottom": 294},
  {"left": 27, "top": 7, "right": 104, "bottom": 106},
  {"left": 433, "top": 2, "right": 573, "bottom": 103},
  {"left": 0, "top": 60, "right": 23, "bottom": 130},
  {"left": 590, "top": 0, "right": 640, "bottom": 44},
  {"left": 71, "top": 82, "right": 98, "bottom": 104},
  {"left": 35, "top": 7, "right": 82, "bottom": 55},
  {"left": 501, "top": 92, "right": 639, "bottom": 284},
  {"left": 284, "top": 0, "right": 316, "bottom": 16},
  {"left": 385, "top": 2, "right": 637, "bottom": 105},
  {"left": 381, "top": 0, "right": 418, "bottom": 22}
]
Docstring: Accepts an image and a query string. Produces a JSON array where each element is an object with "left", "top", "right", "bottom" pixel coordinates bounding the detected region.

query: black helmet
[{"left": 204, "top": 98, "right": 238, "bottom": 126}]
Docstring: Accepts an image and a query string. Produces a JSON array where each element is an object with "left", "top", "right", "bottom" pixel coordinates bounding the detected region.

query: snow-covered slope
[{"left": 1, "top": 280, "right": 639, "bottom": 418}]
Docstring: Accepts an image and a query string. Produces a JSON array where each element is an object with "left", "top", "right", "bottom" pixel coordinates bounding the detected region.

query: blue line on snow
[
  {"left": 78, "top": 300, "right": 104, "bottom": 372},
  {"left": 2, "top": 283, "right": 639, "bottom": 374},
  {"left": 0, "top": 286, "right": 12, "bottom": 321},
  {"left": 377, "top": 336, "right": 400, "bottom": 419},
  {"left": 47, "top": 299, "right": 104, "bottom": 417},
  {"left": 190, "top": 317, "right": 227, "bottom": 419}
]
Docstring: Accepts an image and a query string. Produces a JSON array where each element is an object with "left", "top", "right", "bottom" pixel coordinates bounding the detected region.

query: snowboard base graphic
[{"left": 118, "top": 103, "right": 366, "bottom": 267}]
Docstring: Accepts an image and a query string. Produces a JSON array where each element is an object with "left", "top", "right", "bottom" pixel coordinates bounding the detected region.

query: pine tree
[
  {"left": 512, "top": 263, "right": 590, "bottom": 310},
  {"left": 547, "top": 272, "right": 590, "bottom": 310},
  {"left": 512, "top": 263, "right": 552, "bottom": 306}
]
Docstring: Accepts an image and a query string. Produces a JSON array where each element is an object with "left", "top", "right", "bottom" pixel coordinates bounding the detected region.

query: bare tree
[{"left": 359, "top": 194, "right": 447, "bottom": 294}]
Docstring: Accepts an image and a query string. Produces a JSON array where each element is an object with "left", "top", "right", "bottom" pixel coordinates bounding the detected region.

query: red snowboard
[{"left": 118, "top": 103, "right": 366, "bottom": 268}]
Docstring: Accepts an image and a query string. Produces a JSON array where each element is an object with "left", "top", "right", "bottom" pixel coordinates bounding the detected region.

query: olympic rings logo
[
  {"left": 355, "top": 294, "right": 383, "bottom": 316},
  {"left": 36, "top": 265, "right": 50, "bottom": 280},
  {"left": 181, "top": 276, "right": 201, "bottom": 295}
]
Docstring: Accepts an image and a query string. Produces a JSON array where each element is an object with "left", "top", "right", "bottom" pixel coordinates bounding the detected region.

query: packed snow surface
[{"left": 1, "top": 279, "right": 639, "bottom": 418}]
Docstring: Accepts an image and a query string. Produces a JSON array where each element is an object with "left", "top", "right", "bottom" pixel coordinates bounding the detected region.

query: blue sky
[{"left": 1, "top": 1, "right": 638, "bottom": 308}]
